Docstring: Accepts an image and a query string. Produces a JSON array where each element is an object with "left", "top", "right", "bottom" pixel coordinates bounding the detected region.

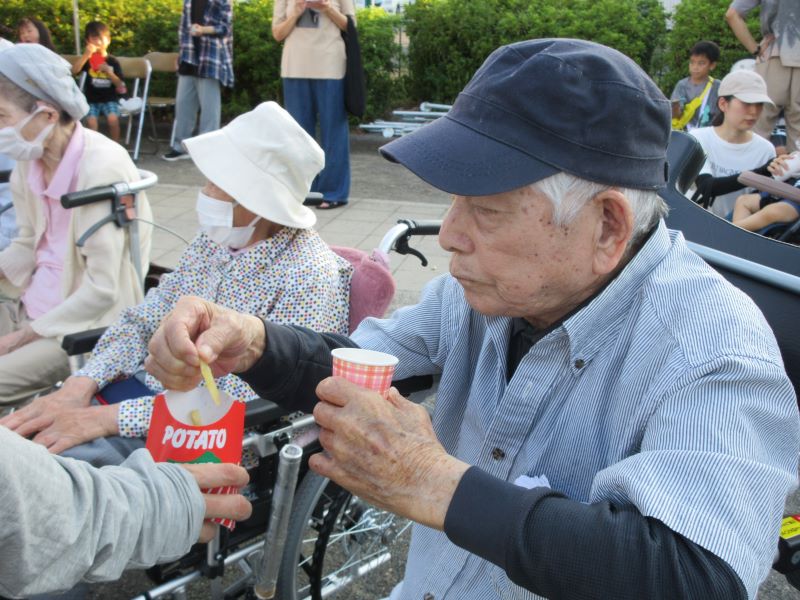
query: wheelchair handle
[
  {"left": 60, "top": 170, "right": 158, "bottom": 209},
  {"left": 378, "top": 218, "right": 443, "bottom": 267},
  {"left": 738, "top": 171, "right": 800, "bottom": 203}
]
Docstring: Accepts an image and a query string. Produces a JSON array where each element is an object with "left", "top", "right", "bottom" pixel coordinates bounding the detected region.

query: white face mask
[
  {"left": 196, "top": 191, "right": 261, "bottom": 250},
  {"left": 0, "top": 107, "right": 55, "bottom": 161}
]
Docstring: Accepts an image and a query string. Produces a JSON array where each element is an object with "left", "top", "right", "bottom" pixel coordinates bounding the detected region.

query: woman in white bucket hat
[{"left": 1, "top": 102, "right": 353, "bottom": 466}]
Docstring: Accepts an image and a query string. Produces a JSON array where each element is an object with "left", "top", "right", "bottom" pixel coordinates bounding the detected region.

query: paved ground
[
  {"left": 89, "top": 132, "right": 800, "bottom": 598},
  {"left": 137, "top": 132, "right": 451, "bottom": 310}
]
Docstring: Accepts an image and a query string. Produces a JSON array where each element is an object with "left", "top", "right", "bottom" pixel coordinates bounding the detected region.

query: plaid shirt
[{"left": 179, "top": 0, "right": 234, "bottom": 88}]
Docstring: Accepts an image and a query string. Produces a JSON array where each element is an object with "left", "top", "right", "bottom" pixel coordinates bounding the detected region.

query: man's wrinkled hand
[
  {"left": 309, "top": 378, "right": 469, "bottom": 530},
  {"left": 145, "top": 296, "right": 265, "bottom": 391},
  {"left": 180, "top": 463, "right": 253, "bottom": 542}
]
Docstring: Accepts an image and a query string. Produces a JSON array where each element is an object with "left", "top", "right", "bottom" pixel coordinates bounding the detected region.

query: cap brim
[
  {"left": 379, "top": 115, "right": 559, "bottom": 196},
  {"left": 732, "top": 92, "right": 776, "bottom": 107},
  {"left": 184, "top": 130, "right": 316, "bottom": 229}
]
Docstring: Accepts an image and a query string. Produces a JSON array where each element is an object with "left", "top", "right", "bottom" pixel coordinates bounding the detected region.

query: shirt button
[
  {"left": 423, "top": 594, "right": 435, "bottom": 600},
  {"left": 574, "top": 358, "right": 585, "bottom": 369},
  {"left": 491, "top": 447, "right": 506, "bottom": 460}
]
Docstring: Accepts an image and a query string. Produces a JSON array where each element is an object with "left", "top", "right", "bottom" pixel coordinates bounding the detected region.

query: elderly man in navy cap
[{"left": 146, "top": 39, "right": 799, "bottom": 599}]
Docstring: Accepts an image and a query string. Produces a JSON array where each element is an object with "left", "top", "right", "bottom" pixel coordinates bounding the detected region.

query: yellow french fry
[
  {"left": 200, "top": 360, "right": 221, "bottom": 406},
  {"left": 189, "top": 409, "right": 203, "bottom": 426}
]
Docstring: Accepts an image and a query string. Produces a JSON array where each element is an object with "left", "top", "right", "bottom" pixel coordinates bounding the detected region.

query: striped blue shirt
[{"left": 352, "top": 221, "right": 800, "bottom": 599}]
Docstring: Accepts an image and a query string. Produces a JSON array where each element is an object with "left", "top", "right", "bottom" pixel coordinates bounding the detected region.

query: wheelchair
[
  {"left": 664, "top": 131, "right": 800, "bottom": 594},
  {"left": 0, "top": 167, "right": 155, "bottom": 414},
  {"left": 55, "top": 172, "right": 441, "bottom": 600},
  {"left": 16, "top": 130, "right": 800, "bottom": 597},
  {"left": 734, "top": 170, "right": 800, "bottom": 245}
]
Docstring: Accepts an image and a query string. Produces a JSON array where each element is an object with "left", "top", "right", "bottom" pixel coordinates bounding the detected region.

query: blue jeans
[{"left": 283, "top": 78, "right": 350, "bottom": 203}]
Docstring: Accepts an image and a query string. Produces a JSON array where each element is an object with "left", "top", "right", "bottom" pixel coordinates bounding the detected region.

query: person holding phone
[{"left": 272, "top": 0, "right": 355, "bottom": 210}]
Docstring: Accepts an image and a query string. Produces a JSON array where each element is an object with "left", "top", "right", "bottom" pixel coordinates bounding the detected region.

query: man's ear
[{"left": 591, "top": 189, "right": 634, "bottom": 276}]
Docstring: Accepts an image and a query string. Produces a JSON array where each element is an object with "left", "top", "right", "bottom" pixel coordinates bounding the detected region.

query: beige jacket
[{"left": 0, "top": 129, "right": 152, "bottom": 338}]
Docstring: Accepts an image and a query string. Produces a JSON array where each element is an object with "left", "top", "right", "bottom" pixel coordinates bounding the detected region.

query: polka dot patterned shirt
[{"left": 77, "top": 228, "right": 352, "bottom": 438}]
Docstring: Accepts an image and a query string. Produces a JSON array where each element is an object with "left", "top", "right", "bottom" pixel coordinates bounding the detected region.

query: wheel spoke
[{"left": 287, "top": 477, "right": 412, "bottom": 600}]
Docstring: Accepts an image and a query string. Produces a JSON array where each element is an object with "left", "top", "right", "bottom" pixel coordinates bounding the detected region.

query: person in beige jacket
[{"left": 0, "top": 44, "right": 152, "bottom": 406}]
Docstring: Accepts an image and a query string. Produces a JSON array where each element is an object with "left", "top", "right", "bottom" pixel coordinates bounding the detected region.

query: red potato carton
[{"left": 146, "top": 388, "right": 245, "bottom": 529}]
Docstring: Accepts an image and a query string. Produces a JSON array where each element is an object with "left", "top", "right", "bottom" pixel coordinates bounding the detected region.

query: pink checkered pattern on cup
[{"left": 331, "top": 348, "right": 399, "bottom": 395}]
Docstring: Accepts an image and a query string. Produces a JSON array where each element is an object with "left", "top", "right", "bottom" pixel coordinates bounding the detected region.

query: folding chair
[
  {"left": 143, "top": 52, "right": 179, "bottom": 149},
  {"left": 61, "top": 54, "right": 87, "bottom": 90},
  {"left": 115, "top": 56, "right": 153, "bottom": 162}
]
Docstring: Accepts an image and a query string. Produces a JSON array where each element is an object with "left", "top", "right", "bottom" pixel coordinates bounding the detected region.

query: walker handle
[{"left": 61, "top": 186, "right": 117, "bottom": 208}]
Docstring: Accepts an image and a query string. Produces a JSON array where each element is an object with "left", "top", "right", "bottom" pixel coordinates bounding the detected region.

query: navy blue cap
[{"left": 380, "top": 39, "right": 671, "bottom": 194}]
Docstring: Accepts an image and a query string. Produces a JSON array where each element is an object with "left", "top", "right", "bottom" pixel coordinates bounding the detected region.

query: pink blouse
[{"left": 22, "top": 124, "right": 85, "bottom": 319}]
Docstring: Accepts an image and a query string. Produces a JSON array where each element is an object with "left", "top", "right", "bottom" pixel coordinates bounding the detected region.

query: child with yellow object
[{"left": 671, "top": 41, "right": 721, "bottom": 131}]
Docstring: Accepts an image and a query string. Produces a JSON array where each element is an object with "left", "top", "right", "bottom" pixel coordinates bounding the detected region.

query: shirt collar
[
  {"left": 561, "top": 220, "right": 673, "bottom": 369},
  {"left": 26, "top": 122, "right": 85, "bottom": 201},
  {"left": 206, "top": 226, "right": 299, "bottom": 262}
]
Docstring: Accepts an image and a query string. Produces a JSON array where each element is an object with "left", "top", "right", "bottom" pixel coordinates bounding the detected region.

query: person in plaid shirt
[{"left": 163, "top": 0, "right": 233, "bottom": 161}]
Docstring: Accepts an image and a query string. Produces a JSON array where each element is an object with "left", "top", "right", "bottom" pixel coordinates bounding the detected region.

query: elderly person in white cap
[
  {"left": 0, "top": 43, "right": 153, "bottom": 407},
  {"left": 0, "top": 101, "right": 352, "bottom": 466},
  {"left": 689, "top": 69, "right": 792, "bottom": 218}
]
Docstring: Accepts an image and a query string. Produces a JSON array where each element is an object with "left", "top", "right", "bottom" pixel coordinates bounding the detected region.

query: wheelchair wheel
[{"left": 276, "top": 470, "right": 412, "bottom": 600}]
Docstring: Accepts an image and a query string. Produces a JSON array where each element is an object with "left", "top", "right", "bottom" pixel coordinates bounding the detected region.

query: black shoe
[{"left": 161, "top": 149, "right": 190, "bottom": 161}]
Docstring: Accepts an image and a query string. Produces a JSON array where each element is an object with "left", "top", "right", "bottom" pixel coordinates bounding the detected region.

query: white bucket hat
[{"left": 183, "top": 101, "right": 324, "bottom": 229}]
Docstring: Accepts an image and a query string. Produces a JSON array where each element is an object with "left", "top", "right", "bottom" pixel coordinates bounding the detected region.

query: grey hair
[
  {"left": 0, "top": 74, "right": 38, "bottom": 113},
  {"left": 0, "top": 74, "right": 72, "bottom": 124},
  {"left": 531, "top": 172, "right": 668, "bottom": 247}
]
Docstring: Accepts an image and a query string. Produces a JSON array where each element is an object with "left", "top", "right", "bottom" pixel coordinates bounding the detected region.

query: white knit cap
[{"left": 0, "top": 44, "right": 89, "bottom": 121}]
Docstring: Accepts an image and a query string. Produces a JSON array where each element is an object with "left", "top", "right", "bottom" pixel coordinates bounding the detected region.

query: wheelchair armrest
[
  {"left": 737, "top": 172, "right": 800, "bottom": 202},
  {"left": 244, "top": 397, "right": 290, "bottom": 429},
  {"left": 61, "top": 327, "right": 108, "bottom": 356}
]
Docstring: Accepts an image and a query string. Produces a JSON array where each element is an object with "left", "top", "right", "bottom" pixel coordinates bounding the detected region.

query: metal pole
[
  {"left": 254, "top": 444, "right": 304, "bottom": 599},
  {"left": 72, "top": 0, "right": 81, "bottom": 54}
]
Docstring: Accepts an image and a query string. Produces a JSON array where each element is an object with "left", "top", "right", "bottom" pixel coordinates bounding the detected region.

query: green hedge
[
  {"left": 0, "top": 0, "right": 400, "bottom": 120},
  {"left": 12, "top": 0, "right": 743, "bottom": 119},
  {"left": 655, "top": 0, "right": 760, "bottom": 97},
  {"left": 403, "top": 0, "right": 666, "bottom": 104}
]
